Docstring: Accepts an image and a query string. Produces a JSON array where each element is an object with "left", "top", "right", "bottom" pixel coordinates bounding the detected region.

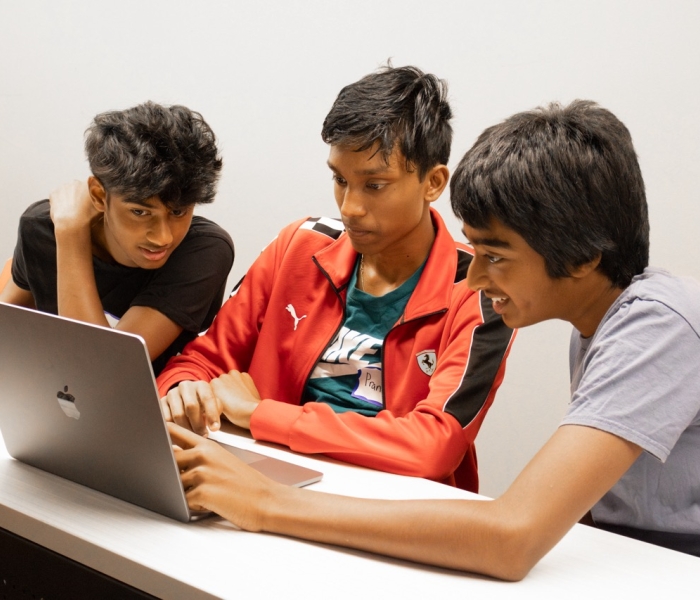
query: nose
[
  {"left": 338, "top": 187, "right": 366, "bottom": 219},
  {"left": 466, "top": 255, "right": 488, "bottom": 292},
  {"left": 147, "top": 218, "right": 174, "bottom": 247}
]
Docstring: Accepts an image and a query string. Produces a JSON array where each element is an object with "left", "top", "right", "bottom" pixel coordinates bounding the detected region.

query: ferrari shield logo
[{"left": 416, "top": 350, "right": 437, "bottom": 376}]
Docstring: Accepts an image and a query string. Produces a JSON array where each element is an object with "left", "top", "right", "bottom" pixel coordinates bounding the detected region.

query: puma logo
[{"left": 285, "top": 304, "right": 307, "bottom": 331}]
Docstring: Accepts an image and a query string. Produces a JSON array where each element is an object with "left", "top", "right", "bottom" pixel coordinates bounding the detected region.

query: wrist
[
  {"left": 54, "top": 226, "right": 95, "bottom": 264},
  {"left": 258, "top": 481, "right": 298, "bottom": 534},
  {"left": 239, "top": 399, "right": 259, "bottom": 430},
  {"left": 53, "top": 219, "right": 93, "bottom": 240},
  {"left": 221, "top": 399, "right": 258, "bottom": 431}
]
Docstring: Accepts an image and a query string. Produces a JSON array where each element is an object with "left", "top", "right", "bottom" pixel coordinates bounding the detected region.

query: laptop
[{"left": 0, "top": 302, "right": 322, "bottom": 522}]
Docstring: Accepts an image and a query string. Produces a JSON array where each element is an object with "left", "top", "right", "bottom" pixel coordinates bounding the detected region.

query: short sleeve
[
  {"left": 562, "top": 298, "right": 700, "bottom": 461},
  {"left": 10, "top": 228, "right": 30, "bottom": 290},
  {"left": 11, "top": 201, "right": 57, "bottom": 300}
]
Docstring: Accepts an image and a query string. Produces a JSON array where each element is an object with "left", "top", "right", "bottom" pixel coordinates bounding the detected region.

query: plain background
[{"left": 1, "top": 0, "right": 698, "bottom": 498}]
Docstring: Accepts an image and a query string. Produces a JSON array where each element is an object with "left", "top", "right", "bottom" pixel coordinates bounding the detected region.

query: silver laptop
[{"left": 0, "top": 302, "right": 322, "bottom": 522}]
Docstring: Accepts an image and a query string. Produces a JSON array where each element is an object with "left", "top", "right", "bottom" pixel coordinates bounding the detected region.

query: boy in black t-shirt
[{"left": 0, "top": 102, "right": 234, "bottom": 374}]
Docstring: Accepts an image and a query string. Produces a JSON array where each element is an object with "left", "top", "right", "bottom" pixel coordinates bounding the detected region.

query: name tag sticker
[{"left": 352, "top": 365, "right": 383, "bottom": 406}]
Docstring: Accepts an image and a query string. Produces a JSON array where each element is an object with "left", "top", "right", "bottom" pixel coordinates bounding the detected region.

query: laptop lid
[{"left": 0, "top": 303, "right": 322, "bottom": 522}]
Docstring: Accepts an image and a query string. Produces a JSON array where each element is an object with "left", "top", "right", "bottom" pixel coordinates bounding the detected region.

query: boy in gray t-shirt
[
  {"left": 565, "top": 267, "right": 700, "bottom": 545},
  {"left": 166, "top": 100, "right": 700, "bottom": 580}
]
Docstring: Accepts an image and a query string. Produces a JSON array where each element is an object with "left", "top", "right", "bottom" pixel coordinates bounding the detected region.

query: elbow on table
[
  {"left": 326, "top": 438, "right": 464, "bottom": 481},
  {"left": 403, "top": 451, "right": 463, "bottom": 482},
  {"left": 475, "top": 512, "right": 547, "bottom": 582},
  {"left": 406, "top": 435, "right": 470, "bottom": 481},
  {"left": 488, "top": 548, "right": 538, "bottom": 582}
]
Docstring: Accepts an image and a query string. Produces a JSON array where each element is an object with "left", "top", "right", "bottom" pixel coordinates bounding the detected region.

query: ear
[
  {"left": 87, "top": 176, "right": 107, "bottom": 213},
  {"left": 569, "top": 254, "right": 602, "bottom": 279},
  {"left": 423, "top": 165, "right": 449, "bottom": 203}
]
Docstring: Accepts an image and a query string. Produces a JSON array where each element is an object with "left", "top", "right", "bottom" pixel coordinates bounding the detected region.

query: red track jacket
[{"left": 157, "top": 209, "right": 515, "bottom": 490}]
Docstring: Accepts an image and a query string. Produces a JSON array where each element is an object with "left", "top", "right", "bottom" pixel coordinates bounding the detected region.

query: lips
[
  {"left": 140, "top": 247, "right": 169, "bottom": 262},
  {"left": 485, "top": 292, "right": 509, "bottom": 315},
  {"left": 344, "top": 224, "right": 372, "bottom": 238},
  {"left": 343, "top": 223, "right": 376, "bottom": 249}
]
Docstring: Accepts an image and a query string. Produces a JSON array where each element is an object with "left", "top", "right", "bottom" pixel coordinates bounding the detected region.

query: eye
[
  {"left": 131, "top": 209, "right": 148, "bottom": 217},
  {"left": 332, "top": 175, "right": 347, "bottom": 186},
  {"left": 170, "top": 208, "right": 188, "bottom": 217},
  {"left": 486, "top": 254, "right": 503, "bottom": 264},
  {"left": 366, "top": 182, "right": 385, "bottom": 191}
]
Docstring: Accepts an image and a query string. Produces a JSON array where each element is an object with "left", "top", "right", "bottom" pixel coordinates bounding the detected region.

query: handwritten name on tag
[{"left": 352, "top": 365, "right": 383, "bottom": 406}]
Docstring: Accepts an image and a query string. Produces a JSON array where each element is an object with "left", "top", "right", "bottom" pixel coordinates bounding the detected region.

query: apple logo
[{"left": 56, "top": 385, "right": 81, "bottom": 419}]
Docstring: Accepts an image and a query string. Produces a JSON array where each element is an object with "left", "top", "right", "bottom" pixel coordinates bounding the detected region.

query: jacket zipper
[{"left": 299, "top": 257, "right": 348, "bottom": 405}]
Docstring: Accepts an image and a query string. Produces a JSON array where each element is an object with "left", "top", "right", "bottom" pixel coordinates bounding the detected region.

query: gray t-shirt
[{"left": 562, "top": 267, "right": 700, "bottom": 534}]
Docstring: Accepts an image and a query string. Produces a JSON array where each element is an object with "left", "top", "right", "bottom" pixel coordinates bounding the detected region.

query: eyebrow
[
  {"left": 122, "top": 197, "right": 158, "bottom": 208},
  {"left": 462, "top": 232, "right": 512, "bottom": 249},
  {"left": 326, "top": 161, "right": 392, "bottom": 176}
]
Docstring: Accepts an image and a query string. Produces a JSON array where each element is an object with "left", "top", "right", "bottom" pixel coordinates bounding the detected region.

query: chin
[
  {"left": 141, "top": 260, "right": 167, "bottom": 270},
  {"left": 499, "top": 314, "right": 521, "bottom": 329},
  {"left": 505, "top": 314, "right": 543, "bottom": 330},
  {"left": 128, "top": 256, "right": 163, "bottom": 269}
]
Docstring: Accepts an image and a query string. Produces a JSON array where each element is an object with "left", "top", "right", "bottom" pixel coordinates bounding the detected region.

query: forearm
[
  {"left": 251, "top": 400, "right": 467, "bottom": 480},
  {"left": 257, "top": 486, "right": 533, "bottom": 581},
  {"left": 54, "top": 225, "right": 110, "bottom": 327},
  {"left": 244, "top": 427, "right": 639, "bottom": 581},
  {"left": 157, "top": 297, "right": 260, "bottom": 396},
  {"left": 157, "top": 338, "right": 247, "bottom": 397},
  {"left": 171, "top": 425, "right": 531, "bottom": 579},
  {"left": 174, "top": 423, "right": 642, "bottom": 583},
  {"left": 0, "top": 279, "right": 36, "bottom": 308}
]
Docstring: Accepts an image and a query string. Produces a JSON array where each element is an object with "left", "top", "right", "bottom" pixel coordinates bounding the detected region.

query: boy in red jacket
[{"left": 158, "top": 66, "right": 514, "bottom": 490}]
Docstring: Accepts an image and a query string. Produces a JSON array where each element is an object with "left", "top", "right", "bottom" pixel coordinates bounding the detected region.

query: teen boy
[
  {"left": 158, "top": 66, "right": 514, "bottom": 489},
  {"left": 0, "top": 102, "right": 234, "bottom": 374},
  {"left": 168, "top": 100, "right": 700, "bottom": 579}
]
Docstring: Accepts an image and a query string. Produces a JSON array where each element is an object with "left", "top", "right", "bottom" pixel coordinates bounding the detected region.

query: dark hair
[
  {"left": 450, "top": 100, "right": 649, "bottom": 288},
  {"left": 321, "top": 65, "right": 452, "bottom": 179},
  {"left": 85, "top": 102, "right": 222, "bottom": 207}
]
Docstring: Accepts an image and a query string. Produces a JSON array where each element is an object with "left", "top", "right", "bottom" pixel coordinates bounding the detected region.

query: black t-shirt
[{"left": 11, "top": 200, "right": 234, "bottom": 374}]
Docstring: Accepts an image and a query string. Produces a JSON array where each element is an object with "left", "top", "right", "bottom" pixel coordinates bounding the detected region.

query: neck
[
  {"left": 89, "top": 216, "right": 115, "bottom": 263},
  {"left": 359, "top": 211, "right": 435, "bottom": 296},
  {"left": 570, "top": 274, "right": 624, "bottom": 338}
]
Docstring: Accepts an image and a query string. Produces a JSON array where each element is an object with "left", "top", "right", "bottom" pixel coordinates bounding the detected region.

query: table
[{"left": 0, "top": 425, "right": 698, "bottom": 599}]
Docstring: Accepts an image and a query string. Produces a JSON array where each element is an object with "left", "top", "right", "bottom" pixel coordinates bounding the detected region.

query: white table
[{"left": 0, "top": 425, "right": 698, "bottom": 599}]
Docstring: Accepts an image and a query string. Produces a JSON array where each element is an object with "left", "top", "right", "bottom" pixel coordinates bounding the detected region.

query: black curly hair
[{"left": 85, "top": 102, "right": 222, "bottom": 207}]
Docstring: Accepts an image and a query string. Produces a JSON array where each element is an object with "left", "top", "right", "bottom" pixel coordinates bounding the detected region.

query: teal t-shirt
[{"left": 303, "top": 257, "right": 424, "bottom": 416}]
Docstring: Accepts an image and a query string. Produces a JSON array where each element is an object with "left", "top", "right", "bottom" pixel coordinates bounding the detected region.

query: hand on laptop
[
  {"left": 160, "top": 370, "right": 262, "bottom": 435},
  {"left": 168, "top": 422, "right": 279, "bottom": 529}
]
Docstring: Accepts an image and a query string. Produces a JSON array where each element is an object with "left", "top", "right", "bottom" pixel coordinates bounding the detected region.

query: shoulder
[
  {"left": 295, "top": 216, "right": 345, "bottom": 240},
  {"left": 174, "top": 215, "right": 235, "bottom": 264},
  {"left": 160, "top": 216, "right": 234, "bottom": 276},
  {"left": 185, "top": 215, "right": 234, "bottom": 248},
  {"left": 268, "top": 216, "right": 346, "bottom": 256},
  {"left": 17, "top": 200, "right": 55, "bottom": 249},
  {"left": 428, "top": 208, "right": 474, "bottom": 285},
  {"left": 612, "top": 267, "right": 700, "bottom": 336},
  {"left": 581, "top": 269, "right": 700, "bottom": 390},
  {"left": 19, "top": 200, "right": 52, "bottom": 227},
  {"left": 288, "top": 217, "right": 345, "bottom": 244}
]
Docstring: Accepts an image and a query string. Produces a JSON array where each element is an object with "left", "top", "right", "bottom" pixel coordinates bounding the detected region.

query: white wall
[{"left": 1, "top": 0, "right": 698, "bottom": 497}]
